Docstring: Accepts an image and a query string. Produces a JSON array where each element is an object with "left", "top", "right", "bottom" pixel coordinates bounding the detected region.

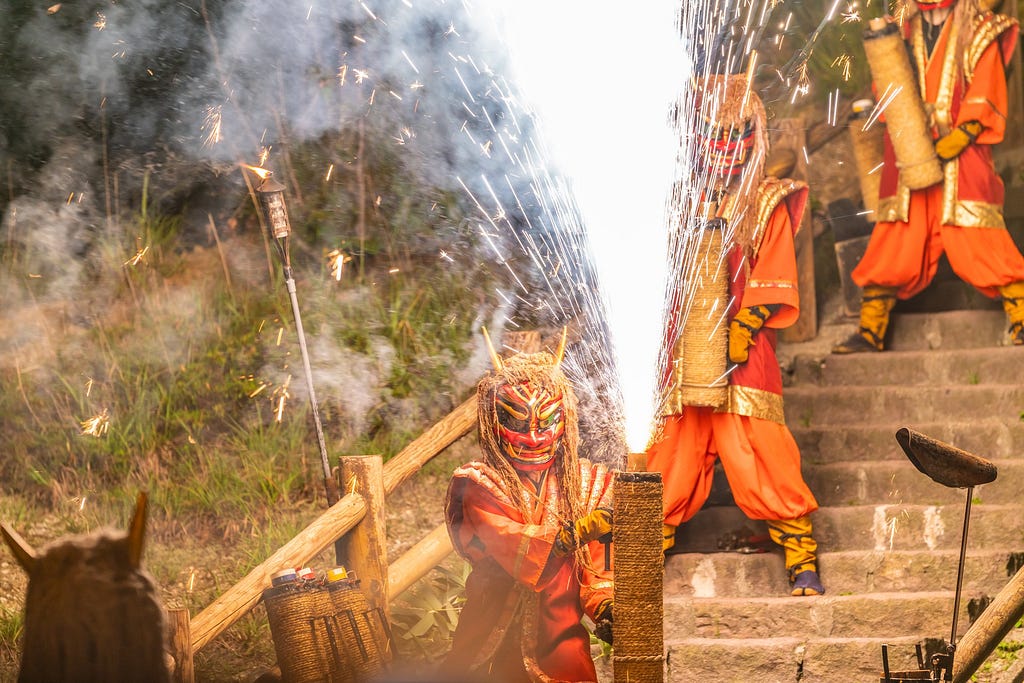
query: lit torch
[{"left": 251, "top": 166, "right": 341, "bottom": 513}]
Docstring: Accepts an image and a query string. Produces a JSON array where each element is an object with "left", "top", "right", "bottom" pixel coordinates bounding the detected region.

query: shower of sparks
[
  {"left": 338, "top": 64, "right": 348, "bottom": 86},
  {"left": 401, "top": 50, "right": 420, "bottom": 74},
  {"left": 325, "top": 164, "right": 334, "bottom": 182},
  {"left": 80, "top": 409, "right": 110, "bottom": 437},
  {"left": 85, "top": 378, "right": 94, "bottom": 396},
  {"left": 842, "top": 6, "right": 861, "bottom": 23},
  {"left": 94, "top": 12, "right": 106, "bottom": 29},
  {"left": 202, "top": 105, "right": 224, "bottom": 148},
  {"left": 272, "top": 376, "right": 292, "bottom": 422},
  {"left": 831, "top": 54, "right": 852, "bottom": 82},
  {"left": 827, "top": 89, "right": 839, "bottom": 126},
  {"left": 354, "top": 69, "right": 370, "bottom": 84},
  {"left": 124, "top": 245, "right": 150, "bottom": 267},
  {"left": 864, "top": 83, "right": 901, "bottom": 130},
  {"left": 327, "top": 249, "right": 352, "bottom": 280}
]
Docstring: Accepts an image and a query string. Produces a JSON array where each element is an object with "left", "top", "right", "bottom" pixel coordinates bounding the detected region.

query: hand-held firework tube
[
  {"left": 612, "top": 466, "right": 664, "bottom": 682},
  {"left": 862, "top": 18, "right": 944, "bottom": 190},
  {"left": 849, "top": 98, "right": 886, "bottom": 216},
  {"left": 665, "top": 219, "right": 729, "bottom": 411}
]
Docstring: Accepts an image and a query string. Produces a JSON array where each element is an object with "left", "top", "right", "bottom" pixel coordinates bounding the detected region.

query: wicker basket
[
  {"left": 862, "top": 20, "right": 943, "bottom": 190},
  {"left": 263, "top": 583, "right": 356, "bottom": 683},
  {"left": 263, "top": 578, "right": 391, "bottom": 683}
]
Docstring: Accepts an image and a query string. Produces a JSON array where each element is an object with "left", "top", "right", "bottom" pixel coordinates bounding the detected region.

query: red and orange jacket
[{"left": 442, "top": 459, "right": 614, "bottom": 683}]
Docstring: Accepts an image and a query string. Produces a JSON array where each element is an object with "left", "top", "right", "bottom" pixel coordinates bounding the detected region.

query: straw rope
[
  {"left": 673, "top": 225, "right": 729, "bottom": 409},
  {"left": 612, "top": 471, "right": 665, "bottom": 683},
  {"left": 862, "top": 22, "right": 943, "bottom": 190},
  {"left": 849, "top": 117, "right": 886, "bottom": 216}
]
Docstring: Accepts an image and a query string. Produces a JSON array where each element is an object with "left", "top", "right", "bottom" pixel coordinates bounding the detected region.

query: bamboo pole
[
  {"left": 190, "top": 394, "right": 476, "bottom": 652},
  {"left": 388, "top": 524, "right": 454, "bottom": 599},
  {"left": 953, "top": 565, "right": 1024, "bottom": 683}
]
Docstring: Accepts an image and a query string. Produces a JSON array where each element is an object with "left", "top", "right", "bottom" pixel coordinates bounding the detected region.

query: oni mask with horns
[
  {"left": 478, "top": 328, "right": 579, "bottom": 474},
  {"left": 693, "top": 72, "right": 768, "bottom": 187}
]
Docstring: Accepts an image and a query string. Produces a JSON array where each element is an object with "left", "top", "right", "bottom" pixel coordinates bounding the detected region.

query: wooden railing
[{"left": 170, "top": 395, "right": 475, "bottom": 675}]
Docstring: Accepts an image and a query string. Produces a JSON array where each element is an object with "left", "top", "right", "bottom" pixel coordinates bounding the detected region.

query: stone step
[
  {"left": 782, "top": 384, "right": 1024, "bottom": 426},
  {"left": 665, "top": 549, "right": 1021, "bottom": 599},
  {"left": 662, "top": 635, "right": 926, "bottom": 683},
  {"left": 664, "top": 591, "right": 963, "bottom": 641},
  {"left": 792, "top": 420, "right": 1024, "bottom": 464},
  {"left": 803, "top": 460, "right": 1023, "bottom": 507},
  {"left": 786, "top": 346, "right": 1023, "bottom": 388},
  {"left": 888, "top": 310, "right": 1010, "bottom": 351},
  {"left": 673, "top": 504, "right": 1024, "bottom": 553}
]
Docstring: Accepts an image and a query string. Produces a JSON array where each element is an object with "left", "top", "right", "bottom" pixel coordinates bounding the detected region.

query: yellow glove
[
  {"left": 728, "top": 305, "right": 773, "bottom": 364},
  {"left": 935, "top": 121, "right": 983, "bottom": 161},
  {"left": 554, "top": 508, "right": 612, "bottom": 557}
]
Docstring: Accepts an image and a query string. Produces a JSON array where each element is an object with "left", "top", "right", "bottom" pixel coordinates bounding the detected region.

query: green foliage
[
  {"left": 0, "top": 608, "right": 23, "bottom": 669},
  {"left": 390, "top": 560, "right": 471, "bottom": 662}
]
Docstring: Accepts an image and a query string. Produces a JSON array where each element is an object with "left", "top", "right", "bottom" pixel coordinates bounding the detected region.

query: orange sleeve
[
  {"left": 455, "top": 481, "right": 564, "bottom": 591},
  {"left": 959, "top": 39, "right": 1010, "bottom": 144},
  {"left": 739, "top": 203, "right": 800, "bottom": 328}
]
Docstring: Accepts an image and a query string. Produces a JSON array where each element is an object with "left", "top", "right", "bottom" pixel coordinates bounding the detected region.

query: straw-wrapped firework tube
[
  {"left": 862, "top": 21, "right": 943, "bottom": 190},
  {"left": 672, "top": 222, "right": 729, "bottom": 408},
  {"left": 326, "top": 578, "right": 391, "bottom": 678},
  {"left": 849, "top": 99, "right": 886, "bottom": 216},
  {"left": 612, "top": 471, "right": 665, "bottom": 682}
]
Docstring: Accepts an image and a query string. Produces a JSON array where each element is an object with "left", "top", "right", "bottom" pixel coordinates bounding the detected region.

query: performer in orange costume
[
  {"left": 442, "top": 331, "right": 614, "bottom": 683},
  {"left": 834, "top": 0, "right": 1024, "bottom": 353},
  {"left": 647, "top": 73, "right": 824, "bottom": 596}
]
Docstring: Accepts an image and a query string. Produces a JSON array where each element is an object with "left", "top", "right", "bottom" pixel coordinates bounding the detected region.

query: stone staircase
[{"left": 658, "top": 309, "right": 1024, "bottom": 682}]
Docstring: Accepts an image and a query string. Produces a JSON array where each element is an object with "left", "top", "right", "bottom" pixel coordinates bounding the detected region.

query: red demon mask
[
  {"left": 915, "top": 0, "right": 956, "bottom": 9},
  {"left": 494, "top": 382, "right": 565, "bottom": 472},
  {"left": 693, "top": 73, "right": 767, "bottom": 184},
  {"left": 476, "top": 327, "right": 580, "bottom": 476}
]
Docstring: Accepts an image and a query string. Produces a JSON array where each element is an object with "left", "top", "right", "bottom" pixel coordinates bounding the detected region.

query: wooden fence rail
[{"left": 189, "top": 395, "right": 476, "bottom": 653}]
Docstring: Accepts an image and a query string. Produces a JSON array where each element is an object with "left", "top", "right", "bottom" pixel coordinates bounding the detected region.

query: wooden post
[
  {"left": 338, "top": 456, "right": 390, "bottom": 623},
  {"left": 773, "top": 118, "right": 818, "bottom": 343},
  {"left": 167, "top": 608, "right": 194, "bottom": 683},
  {"left": 388, "top": 524, "right": 455, "bottom": 599}
]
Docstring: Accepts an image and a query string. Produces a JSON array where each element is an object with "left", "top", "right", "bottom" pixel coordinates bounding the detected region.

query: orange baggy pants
[
  {"left": 853, "top": 185, "right": 1024, "bottom": 299},
  {"left": 647, "top": 407, "right": 818, "bottom": 528}
]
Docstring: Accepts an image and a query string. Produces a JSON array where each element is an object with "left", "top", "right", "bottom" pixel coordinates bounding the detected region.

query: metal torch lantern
[{"left": 256, "top": 173, "right": 292, "bottom": 241}]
